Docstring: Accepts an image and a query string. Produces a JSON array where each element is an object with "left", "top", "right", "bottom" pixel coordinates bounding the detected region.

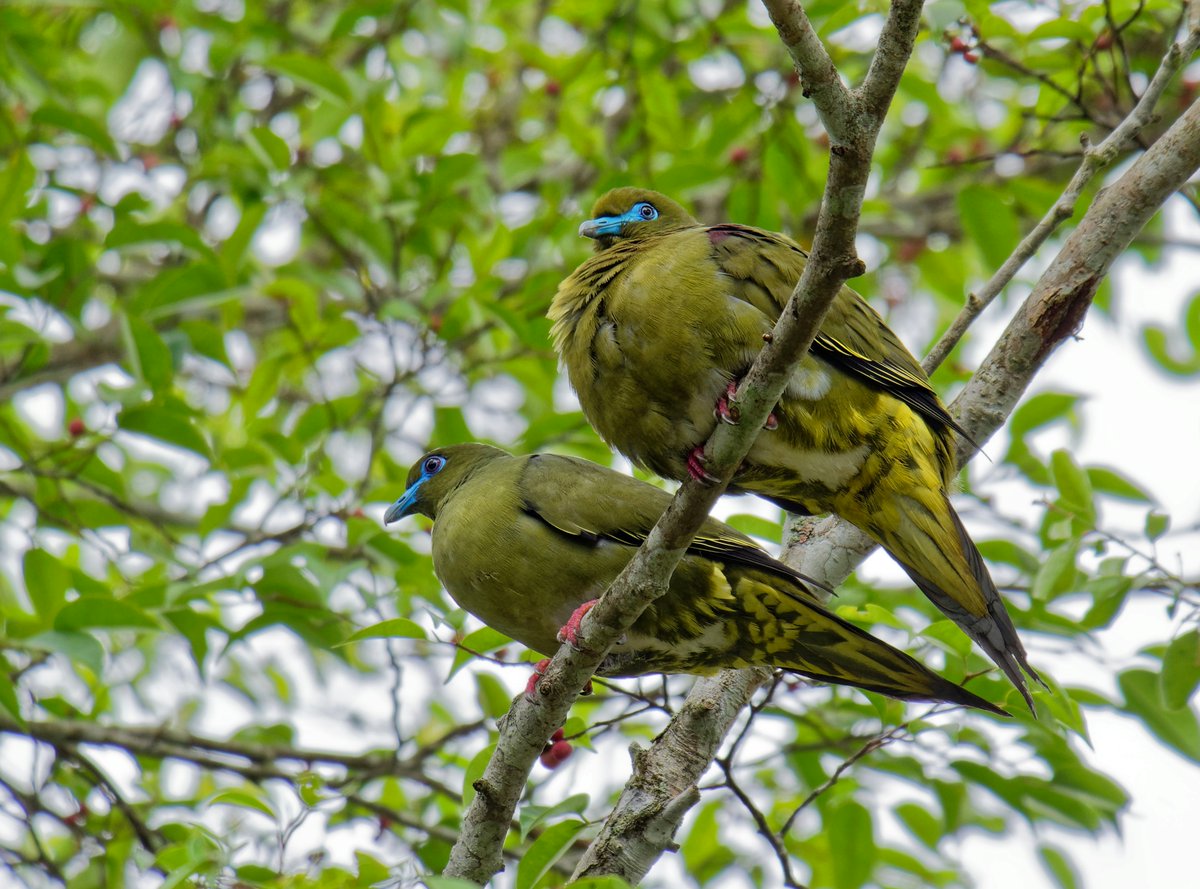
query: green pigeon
[
  {"left": 384, "top": 443, "right": 1007, "bottom": 715},
  {"left": 548, "top": 187, "right": 1039, "bottom": 710}
]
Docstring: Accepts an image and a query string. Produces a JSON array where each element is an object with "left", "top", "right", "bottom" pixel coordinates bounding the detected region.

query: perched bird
[
  {"left": 384, "top": 443, "right": 1007, "bottom": 715},
  {"left": 549, "top": 187, "right": 1039, "bottom": 710}
]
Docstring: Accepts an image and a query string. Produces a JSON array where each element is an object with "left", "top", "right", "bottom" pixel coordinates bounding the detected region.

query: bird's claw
[
  {"left": 714, "top": 383, "right": 741, "bottom": 426},
  {"left": 524, "top": 656, "right": 593, "bottom": 703},
  {"left": 714, "top": 381, "right": 778, "bottom": 430},
  {"left": 556, "top": 599, "right": 598, "bottom": 649},
  {"left": 525, "top": 658, "right": 552, "bottom": 702},
  {"left": 687, "top": 446, "right": 721, "bottom": 484}
]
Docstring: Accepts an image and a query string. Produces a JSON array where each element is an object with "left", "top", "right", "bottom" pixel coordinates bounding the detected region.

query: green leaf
[
  {"left": 462, "top": 744, "right": 496, "bottom": 807},
  {"left": 827, "top": 800, "right": 876, "bottom": 889},
  {"left": 1038, "top": 844, "right": 1081, "bottom": 889},
  {"left": 448, "top": 626, "right": 513, "bottom": 679},
  {"left": 248, "top": 126, "right": 291, "bottom": 170},
  {"left": 54, "top": 598, "right": 159, "bottom": 632},
  {"left": 1086, "top": 466, "right": 1151, "bottom": 503},
  {"left": 266, "top": 53, "right": 352, "bottom": 104},
  {"left": 475, "top": 672, "right": 513, "bottom": 719},
  {"left": 123, "top": 315, "right": 174, "bottom": 393},
  {"left": 1119, "top": 668, "right": 1200, "bottom": 763},
  {"left": 895, "top": 802, "right": 941, "bottom": 848},
  {"left": 1145, "top": 511, "right": 1169, "bottom": 541},
  {"left": 1141, "top": 293, "right": 1200, "bottom": 376},
  {"left": 206, "top": 788, "right": 276, "bottom": 818},
  {"left": 343, "top": 618, "right": 428, "bottom": 643},
  {"left": 31, "top": 104, "right": 118, "bottom": 155},
  {"left": 106, "top": 219, "right": 215, "bottom": 258},
  {"left": 1049, "top": 449, "right": 1094, "bottom": 524},
  {"left": 515, "top": 819, "right": 587, "bottom": 889},
  {"left": 119, "top": 404, "right": 212, "bottom": 459},
  {"left": 24, "top": 548, "right": 69, "bottom": 624},
  {"left": 1008, "top": 393, "right": 1079, "bottom": 439},
  {"left": 24, "top": 630, "right": 105, "bottom": 675},
  {"left": 958, "top": 184, "right": 1020, "bottom": 269},
  {"left": 1031, "top": 542, "right": 1079, "bottom": 601},
  {"left": 681, "top": 799, "right": 736, "bottom": 880},
  {"left": 0, "top": 670, "right": 23, "bottom": 724},
  {"left": 1162, "top": 630, "right": 1200, "bottom": 710},
  {"left": 518, "top": 793, "right": 589, "bottom": 840}
]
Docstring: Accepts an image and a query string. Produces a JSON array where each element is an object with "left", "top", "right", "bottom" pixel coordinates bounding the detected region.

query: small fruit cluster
[
  {"left": 947, "top": 34, "right": 980, "bottom": 65},
  {"left": 539, "top": 727, "right": 573, "bottom": 770}
]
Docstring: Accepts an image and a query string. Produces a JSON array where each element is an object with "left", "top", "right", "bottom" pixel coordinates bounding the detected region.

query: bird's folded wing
[
  {"left": 516, "top": 453, "right": 828, "bottom": 598},
  {"left": 706, "top": 223, "right": 964, "bottom": 436}
]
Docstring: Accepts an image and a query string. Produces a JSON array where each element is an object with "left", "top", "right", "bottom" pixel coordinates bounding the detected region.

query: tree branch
[{"left": 0, "top": 715, "right": 470, "bottom": 802}]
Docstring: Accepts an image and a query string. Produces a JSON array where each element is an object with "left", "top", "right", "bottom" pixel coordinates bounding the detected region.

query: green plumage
[
  {"left": 387, "top": 443, "right": 1006, "bottom": 715},
  {"left": 549, "top": 187, "right": 1039, "bottom": 709}
]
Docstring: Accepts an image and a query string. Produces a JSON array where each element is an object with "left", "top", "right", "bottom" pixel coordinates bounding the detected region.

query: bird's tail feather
[
  {"left": 880, "top": 496, "right": 1040, "bottom": 713},
  {"left": 728, "top": 577, "right": 1009, "bottom": 716}
]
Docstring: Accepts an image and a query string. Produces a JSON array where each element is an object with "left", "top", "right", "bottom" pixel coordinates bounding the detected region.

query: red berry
[
  {"left": 549, "top": 740, "right": 572, "bottom": 763},
  {"left": 729, "top": 146, "right": 750, "bottom": 165},
  {"left": 141, "top": 153, "right": 160, "bottom": 171},
  {"left": 68, "top": 418, "right": 86, "bottom": 437},
  {"left": 551, "top": 728, "right": 565, "bottom": 742},
  {"left": 945, "top": 147, "right": 966, "bottom": 164},
  {"left": 545, "top": 80, "right": 561, "bottom": 97},
  {"left": 350, "top": 508, "right": 366, "bottom": 519},
  {"left": 949, "top": 37, "right": 969, "bottom": 53},
  {"left": 963, "top": 51, "right": 979, "bottom": 64},
  {"left": 1095, "top": 31, "right": 1113, "bottom": 50}
]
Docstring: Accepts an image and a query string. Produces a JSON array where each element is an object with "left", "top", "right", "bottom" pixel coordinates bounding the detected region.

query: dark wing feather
[
  {"left": 705, "top": 223, "right": 969, "bottom": 440},
  {"left": 516, "top": 454, "right": 829, "bottom": 597}
]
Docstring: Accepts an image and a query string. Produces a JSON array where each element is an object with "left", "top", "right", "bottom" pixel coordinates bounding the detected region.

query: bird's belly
[
  {"left": 748, "top": 435, "right": 870, "bottom": 489},
  {"left": 432, "top": 514, "right": 625, "bottom": 657}
]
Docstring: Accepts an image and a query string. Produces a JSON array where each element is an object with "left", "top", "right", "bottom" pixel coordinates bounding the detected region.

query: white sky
[{"left": 956, "top": 198, "right": 1200, "bottom": 889}]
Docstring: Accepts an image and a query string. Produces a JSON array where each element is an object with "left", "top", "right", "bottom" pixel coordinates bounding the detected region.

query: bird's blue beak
[
  {"left": 384, "top": 481, "right": 422, "bottom": 525},
  {"left": 579, "top": 215, "right": 625, "bottom": 239}
]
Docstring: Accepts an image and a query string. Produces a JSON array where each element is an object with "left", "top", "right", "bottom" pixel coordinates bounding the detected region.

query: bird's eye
[
  {"left": 635, "top": 202, "right": 658, "bottom": 221},
  {"left": 422, "top": 455, "right": 446, "bottom": 475}
]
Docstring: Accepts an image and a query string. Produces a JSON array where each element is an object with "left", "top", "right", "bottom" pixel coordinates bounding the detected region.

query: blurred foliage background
[{"left": 1, "top": 1, "right": 1199, "bottom": 887}]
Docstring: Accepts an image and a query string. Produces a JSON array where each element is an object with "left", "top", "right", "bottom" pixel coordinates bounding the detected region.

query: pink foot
[
  {"left": 714, "top": 381, "right": 779, "bottom": 430},
  {"left": 687, "top": 446, "right": 720, "bottom": 484},
  {"left": 557, "top": 599, "right": 598, "bottom": 648},
  {"left": 524, "top": 657, "right": 594, "bottom": 703},
  {"left": 525, "top": 658, "right": 552, "bottom": 702},
  {"left": 715, "top": 382, "right": 741, "bottom": 425}
]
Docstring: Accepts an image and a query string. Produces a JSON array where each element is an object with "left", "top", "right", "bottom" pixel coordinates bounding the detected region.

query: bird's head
[
  {"left": 578, "top": 188, "right": 697, "bottom": 249},
  {"left": 384, "top": 443, "right": 505, "bottom": 524}
]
